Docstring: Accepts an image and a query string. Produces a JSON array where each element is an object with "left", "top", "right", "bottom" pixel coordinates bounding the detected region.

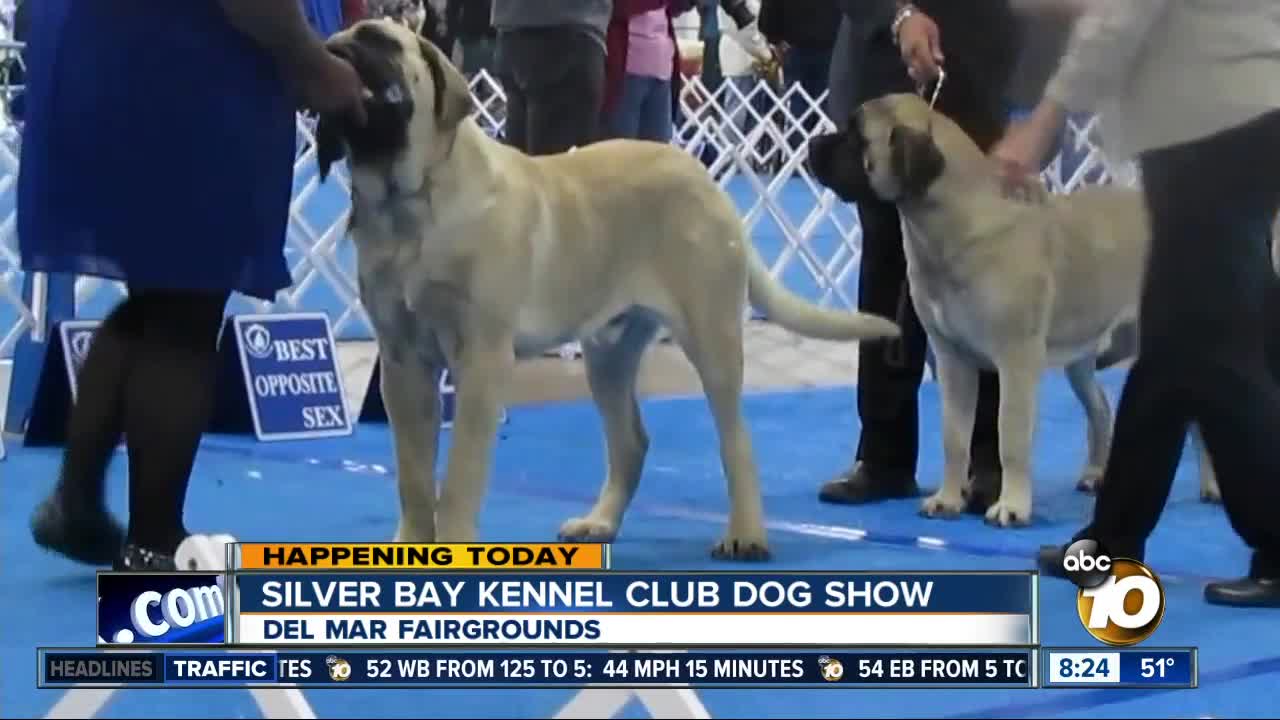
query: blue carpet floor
[{"left": 3, "top": 368, "right": 1275, "bottom": 718}]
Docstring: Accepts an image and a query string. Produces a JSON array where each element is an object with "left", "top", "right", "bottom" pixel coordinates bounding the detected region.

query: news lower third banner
[
  {"left": 93, "top": 544, "right": 1032, "bottom": 648},
  {"left": 230, "top": 572, "right": 1036, "bottom": 646},
  {"left": 39, "top": 648, "right": 1038, "bottom": 689}
]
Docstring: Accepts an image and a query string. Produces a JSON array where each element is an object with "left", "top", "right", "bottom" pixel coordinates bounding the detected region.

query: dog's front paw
[
  {"left": 921, "top": 490, "right": 966, "bottom": 519},
  {"left": 558, "top": 517, "right": 619, "bottom": 543},
  {"left": 983, "top": 498, "right": 1031, "bottom": 528},
  {"left": 711, "top": 534, "right": 771, "bottom": 562},
  {"left": 1076, "top": 468, "right": 1103, "bottom": 494}
]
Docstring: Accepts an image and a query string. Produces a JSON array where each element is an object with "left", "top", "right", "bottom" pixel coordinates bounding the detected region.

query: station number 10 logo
[{"left": 1062, "top": 539, "right": 1166, "bottom": 646}]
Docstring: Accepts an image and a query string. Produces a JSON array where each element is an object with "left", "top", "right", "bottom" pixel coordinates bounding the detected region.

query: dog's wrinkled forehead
[
  {"left": 332, "top": 21, "right": 415, "bottom": 98},
  {"left": 860, "top": 94, "right": 934, "bottom": 135}
]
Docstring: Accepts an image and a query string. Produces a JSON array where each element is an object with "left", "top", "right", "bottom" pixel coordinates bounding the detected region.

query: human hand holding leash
[{"left": 894, "top": 5, "right": 944, "bottom": 83}]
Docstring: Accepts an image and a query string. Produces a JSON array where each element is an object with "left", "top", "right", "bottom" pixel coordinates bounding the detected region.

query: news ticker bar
[
  {"left": 41, "top": 648, "right": 1036, "bottom": 689},
  {"left": 43, "top": 647, "right": 1199, "bottom": 690}
]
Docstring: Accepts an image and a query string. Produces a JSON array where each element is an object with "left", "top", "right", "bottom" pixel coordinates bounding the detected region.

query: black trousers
[
  {"left": 495, "top": 27, "right": 605, "bottom": 156},
  {"left": 1083, "top": 110, "right": 1280, "bottom": 572},
  {"left": 852, "top": 47, "right": 1009, "bottom": 475},
  {"left": 60, "top": 288, "right": 229, "bottom": 553},
  {"left": 784, "top": 47, "right": 834, "bottom": 141}
]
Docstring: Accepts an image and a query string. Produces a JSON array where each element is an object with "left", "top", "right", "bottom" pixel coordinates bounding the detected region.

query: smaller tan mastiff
[
  {"left": 807, "top": 93, "right": 1230, "bottom": 526},
  {"left": 315, "top": 21, "right": 899, "bottom": 559}
]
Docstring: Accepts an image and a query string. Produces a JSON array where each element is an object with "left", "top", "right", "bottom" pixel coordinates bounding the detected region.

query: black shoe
[
  {"left": 31, "top": 493, "right": 125, "bottom": 567},
  {"left": 819, "top": 462, "right": 919, "bottom": 505},
  {"left": 965, "top": 466, "right": 1002, "bottom": 514},
  {"left": 1037, "top": 544, "right": 1070, "bottom": 579},
  {"left": 1204, "top": 577, "right": 1280, "bottom": 607},
  {"left": 114, "top": 544, "right": 179, "bottom": 571},
  {"left": 1205, "top": 553, "right": 1280, "bottom": 607}
]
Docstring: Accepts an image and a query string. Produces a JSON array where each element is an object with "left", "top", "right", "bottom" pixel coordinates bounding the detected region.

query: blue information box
[{"left": 1042, "top": 647, "right": 1196, "bottom": 689}]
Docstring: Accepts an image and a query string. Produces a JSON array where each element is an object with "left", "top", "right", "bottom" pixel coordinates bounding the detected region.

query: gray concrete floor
[{"left": 335, "top": 322, "right": 863, "bottom": 412}]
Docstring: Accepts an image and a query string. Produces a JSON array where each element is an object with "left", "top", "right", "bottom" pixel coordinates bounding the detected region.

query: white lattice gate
[{"left": 0, "top": 67, "right": 1126, "bottom": 360}]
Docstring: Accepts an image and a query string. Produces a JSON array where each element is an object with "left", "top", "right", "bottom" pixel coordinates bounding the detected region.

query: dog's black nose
[{"left": 806, "top": 135, "right": 833, "bottom": 179}]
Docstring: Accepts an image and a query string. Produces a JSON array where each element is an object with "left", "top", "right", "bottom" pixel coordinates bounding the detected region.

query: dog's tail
[{"left": 746, "top": 246, "right": 900, "bottom": 341}]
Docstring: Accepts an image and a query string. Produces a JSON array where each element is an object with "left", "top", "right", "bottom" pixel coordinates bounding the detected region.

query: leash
[{"left": 917, "top": 67, "right": 946, "bottom": 110}]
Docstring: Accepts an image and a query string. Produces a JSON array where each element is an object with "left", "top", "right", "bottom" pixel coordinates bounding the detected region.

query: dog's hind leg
[
  {"left": 559, "top": 313, "right": 661, "bottom": 543},
  {"left": 1064, "top": 356, "right": 1112, "bottom": 494},
  {"left": 380, "top": 350, "right": 444, "bottom": 542},
  {"left": 669, "top": 307, "right": 770, "bottom": 561},
  {"left": 921, "top": 342, "right": 979, "bottom": 520}
]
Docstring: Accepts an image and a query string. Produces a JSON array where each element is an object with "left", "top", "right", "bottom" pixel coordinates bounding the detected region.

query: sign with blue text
[
  {"left": 60, "top": 320, "right": 102, "bottom": 401},
  {"left": 232, "top": 313, "right": 352, "bottom": 441}
]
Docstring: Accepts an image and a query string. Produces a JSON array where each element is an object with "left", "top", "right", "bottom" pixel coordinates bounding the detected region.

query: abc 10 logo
[{"left": 1062, "top": 540, "right": 1165, "bottom": 646}]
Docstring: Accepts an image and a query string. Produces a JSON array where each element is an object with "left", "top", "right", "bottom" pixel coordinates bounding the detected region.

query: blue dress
[{"left": 17, "top": 0, "right": 297, "bottom": 301}]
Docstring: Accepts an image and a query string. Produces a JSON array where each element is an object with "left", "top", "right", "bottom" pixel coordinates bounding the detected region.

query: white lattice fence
[{"left": 0, "top": 67, "right": 1129, "bottom": 359}]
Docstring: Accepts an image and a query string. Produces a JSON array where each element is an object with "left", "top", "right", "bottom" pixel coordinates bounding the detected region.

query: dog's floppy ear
[
  {"left": 419, "top": 37, "right": 474, "bottom": 130},
  {"left": 889, "top": 125, "right": 945, "bottom": 198},
  {"left": 315, "top": 114, "right": 347, "bottom": 183}
]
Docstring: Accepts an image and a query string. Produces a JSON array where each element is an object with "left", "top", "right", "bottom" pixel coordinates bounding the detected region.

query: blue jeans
[{"left": 607, "top": 73, "right": 673, "bottom": 142}]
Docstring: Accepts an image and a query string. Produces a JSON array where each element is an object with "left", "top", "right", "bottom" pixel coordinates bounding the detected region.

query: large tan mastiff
[
  {"left": 315, "top": 21, "right": 899, "bottom": 559},
  {"left": 808, "top": 93, "right": 1231, "bottom": 526}
]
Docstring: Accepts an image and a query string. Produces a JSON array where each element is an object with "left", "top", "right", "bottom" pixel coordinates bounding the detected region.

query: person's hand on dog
[
  {"left": 897, "top": 10, "right": 944, "bottom": 83},
  {"left": 991, "top": 101, "right": 1066, "bottom": 200},
  {"left": 287, "top": 44, "right": 369, "bottom": 126}
]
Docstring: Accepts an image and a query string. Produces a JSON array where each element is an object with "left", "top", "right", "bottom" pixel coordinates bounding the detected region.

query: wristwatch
[{"left": 891, "top": 4, "right": 917, "bottom": 47}]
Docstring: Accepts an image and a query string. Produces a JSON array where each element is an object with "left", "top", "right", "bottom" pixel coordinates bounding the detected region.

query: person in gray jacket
[
  {"left": 491, "top": 0, "right": 612, "bottom": 154},
  {"left": 995, "top": 0, "right": 1280, "bottom": 608}
]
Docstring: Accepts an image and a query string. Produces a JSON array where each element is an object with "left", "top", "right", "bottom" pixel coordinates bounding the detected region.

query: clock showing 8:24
[{"left": 1048, "top": 652, "right": 1122, "bottom": 684}]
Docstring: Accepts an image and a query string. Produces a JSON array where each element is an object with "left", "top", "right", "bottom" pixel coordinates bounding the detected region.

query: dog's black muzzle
[
  {"left": 806, "top": 125, "right": 876, "bottom": 204},
  {"left": 806, "top": 133, "right": 841, "bottom": 185}
]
